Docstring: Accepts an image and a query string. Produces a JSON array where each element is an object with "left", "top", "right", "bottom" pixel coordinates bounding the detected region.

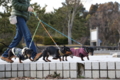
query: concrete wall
[
  {"left": 0, "top": 62, "right": 80, "bottom": 79},
  {"left": 84, "top": 61, "right": 120, "bottom": 79},
  {"left": 0, "top": 61, "right": 120, "bottom": 79}
]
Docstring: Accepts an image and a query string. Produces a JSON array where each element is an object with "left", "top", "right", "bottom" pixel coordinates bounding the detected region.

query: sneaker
[
  {"left": 33, "top": 52, "right": 42, "bottom": 61},
  {"left": 1, "top": 56, "right": 13, "bottom": 63}
]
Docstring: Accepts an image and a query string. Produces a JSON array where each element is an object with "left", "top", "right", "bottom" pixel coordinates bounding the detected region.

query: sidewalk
[{"left": 0, "top": 55, "right": 120, "bottom": 64}]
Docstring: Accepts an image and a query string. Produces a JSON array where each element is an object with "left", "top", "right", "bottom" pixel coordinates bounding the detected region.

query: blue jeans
[{"left": 2, "top": 16, "right": 37, "bottom": 59}]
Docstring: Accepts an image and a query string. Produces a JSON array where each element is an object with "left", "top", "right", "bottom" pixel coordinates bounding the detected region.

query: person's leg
[
  {"left": 17, "top": 16, "right": 37, "bottom": 59},
  {"left": 1, "top": 16, "right": 23, "bottom": 62},
  {"left": 2, "top": 28, "right": 23, "bottom": 57}
]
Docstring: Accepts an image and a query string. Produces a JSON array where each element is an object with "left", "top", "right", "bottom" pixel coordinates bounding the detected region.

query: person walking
[{"left": 1, "top": 0, "right": 40, "bottom": 63}]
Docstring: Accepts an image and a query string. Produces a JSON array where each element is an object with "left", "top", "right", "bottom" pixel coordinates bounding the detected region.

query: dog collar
[{"left": 59, "top": 50, "right": 64, "bottom": 56}]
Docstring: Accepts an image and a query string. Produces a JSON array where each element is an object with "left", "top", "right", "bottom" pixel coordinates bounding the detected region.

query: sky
[
  {"left": 0, "top": 0, "right": 120, "bottom": 13},
  {"left": 30, "top": 0, "right": 120, "bottom": 12}
]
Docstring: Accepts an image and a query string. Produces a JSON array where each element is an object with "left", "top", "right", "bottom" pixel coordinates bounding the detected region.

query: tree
[
  {"left": 0, "top": 0, "right": 15, "bottom": 39},
  {"left": 89, "top": 4, "right": 98, "bottom": 15},
  {"left": 27, "top": 3, "right": 47, "bottom": 36},
  {"left": 62, "top": 0, "right": 85, "bottom": 44},
  {"left": 88, "top": 2, "right": 120, "bottom": 46},
  {"left": 110, "top": 2, "right": 120, "bottom": 46}
]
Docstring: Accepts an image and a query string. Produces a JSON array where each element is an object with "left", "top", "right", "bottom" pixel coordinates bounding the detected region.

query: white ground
[{"left": 0, "top": 55, "right": 120, "bottom": 64}]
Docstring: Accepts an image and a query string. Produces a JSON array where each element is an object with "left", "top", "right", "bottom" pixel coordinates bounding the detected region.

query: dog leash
[
  {"left": 29, "top": 19, "right": 41, "bottom": 48},
  {"left": 31, "top": 11, "right": 82, "bottom": 56},
  {"left": 32, "top": 11, "right": 61, "bottom": 50},
  {"left": 58, "top": 50, "right": 64, "bottom": 56},
  {"left": 41, "top": 20, "right": 83, "bottom": 45}
]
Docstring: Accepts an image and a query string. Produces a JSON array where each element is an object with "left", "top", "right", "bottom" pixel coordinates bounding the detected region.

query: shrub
[
  {"left": 34, "top": 35, "right": 44, "bottom": 44},
  {"left": 43, "top": 37, "right": 68, "bottom": 45}
]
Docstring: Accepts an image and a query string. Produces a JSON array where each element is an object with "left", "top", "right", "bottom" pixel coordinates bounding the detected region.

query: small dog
[
  {"left": 0, "top": 42, "right": 33, "bottom": 63},
  {"left": 35, "top": 46, "right": 72, "bottom": 62},
  {"left": 61, "top": 54, "right": 73, "bottom": 61},
  {"left": 62, "top": 47, "right": 94, "bottom": 61},
  {"left": 8, "top": 47, "right": 33, "bottom": 63}
]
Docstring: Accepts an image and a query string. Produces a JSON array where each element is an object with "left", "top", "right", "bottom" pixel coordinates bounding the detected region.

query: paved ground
[{"left": 0, "top": 54, "right": 120, "bottom": 64}]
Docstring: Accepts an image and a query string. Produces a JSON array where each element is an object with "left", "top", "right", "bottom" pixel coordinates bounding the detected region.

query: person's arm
[
  {"left": 12, "top": 0, "right": 29, "bottom": 11},
  {"left": 28, "top": 6, "right": 33, "bottom": 12}
]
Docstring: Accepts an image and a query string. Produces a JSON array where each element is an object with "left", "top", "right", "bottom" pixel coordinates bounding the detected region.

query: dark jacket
[{"left": 11, "top": 0, "right": 30, "bottom": 21}]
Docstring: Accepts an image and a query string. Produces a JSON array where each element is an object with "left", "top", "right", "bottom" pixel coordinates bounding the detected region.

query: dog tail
[{"left": 35, "top": 43, "right": 45, "bottom": 52}]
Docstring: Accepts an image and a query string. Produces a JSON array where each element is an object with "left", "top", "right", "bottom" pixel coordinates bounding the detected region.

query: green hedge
[
  {"left": 34, "top": 35, "right": 44, "bottom": 44},
  {"left": 43, "top": 37, "right": 68, "bottom": 45},
  {"left": 33, "top": 35, "right": 68, "bottom": 45}
]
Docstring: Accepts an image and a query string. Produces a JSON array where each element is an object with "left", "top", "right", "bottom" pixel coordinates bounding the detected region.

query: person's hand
[{"left": 28, "top": 6, "right": 33, "bottom": 12}]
